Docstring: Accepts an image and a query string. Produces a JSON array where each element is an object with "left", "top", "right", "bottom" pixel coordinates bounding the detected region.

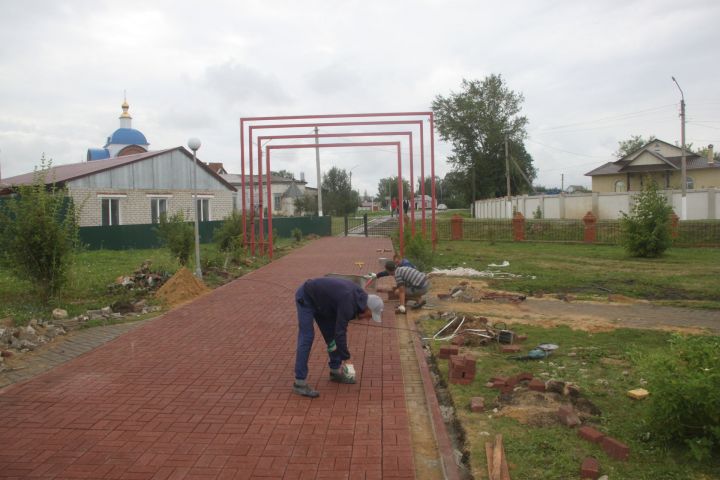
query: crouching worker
[
  {"left": 384, "top": 262, "right": 430, "bottom": 314},
  {"left": 293, "top": 277, "right": 384, "bottom": 398}
]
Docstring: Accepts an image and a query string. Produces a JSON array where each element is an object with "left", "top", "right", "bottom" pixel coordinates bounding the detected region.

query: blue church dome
[{"left": 106, "top": 128, "right": 148, "bottom": 147}]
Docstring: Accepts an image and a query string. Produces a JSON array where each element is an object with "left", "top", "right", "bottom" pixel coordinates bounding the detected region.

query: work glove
[{"left": 327, "top": 340, "right": 337, "bottom": 353}]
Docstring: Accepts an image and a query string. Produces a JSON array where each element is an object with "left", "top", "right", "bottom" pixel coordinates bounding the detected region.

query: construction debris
[
  {"left": 437, "top": 282, "right": 527, "bottom": 304},
  {"left": 431, "top": 266, "right": 535, "bottom": 280},
  {"left": 485, "top": 434, "right": 511, "bottom": 480}
]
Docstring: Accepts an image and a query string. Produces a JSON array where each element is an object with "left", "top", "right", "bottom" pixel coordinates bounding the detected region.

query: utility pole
[
  {"left": 505, "top": 136, "right": 511, "bottom": 217},
  {"left": 561, "top": 173, "right": 564, "bottom": 192},
  {"left": 672, "top": 76, "right": 687, "bottom": 220},
  {"left": 314, "top": 126, "right": 323, "bottom": 217}
]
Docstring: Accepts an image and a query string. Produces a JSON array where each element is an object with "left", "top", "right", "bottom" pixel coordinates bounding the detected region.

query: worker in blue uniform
[{"left": 293, "top": 277, "right": 384, "bottom": 398}]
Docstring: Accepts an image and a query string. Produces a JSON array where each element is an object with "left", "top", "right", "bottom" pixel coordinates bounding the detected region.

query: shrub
[
  {"left": 620, "top": 180, "right": 673, "bottom": 257},
  {"left": 398, "top": 230, "right": 434, "bottom": 272},
  {"left": 214, "top": 210, "right": 244, "bottom": 252},
  {"left": 0, "top": 157, "right": 79, "bottom": 300},
  {"left": 291, "top": 227, "right": 303, "bottom": 242},
  {"left": 533, "top": 205, "right": 542, "bottom": 219},
  {"left": 640, "top": 334, "right": 720, "bottom": 460},
  {"left": 156, "top": 211, "right": 194, "bottom": 265}
]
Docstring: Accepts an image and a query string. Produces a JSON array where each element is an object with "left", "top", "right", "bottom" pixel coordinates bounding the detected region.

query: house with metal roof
[
  {"left": 586, "top": 140, "right": 719, "bottom": 192},
  {"left": 220, "top": 171, "right": 313, "bottom": 216},
  {"left": 0, "top": 147, "right": 236, "bottom": 227}
]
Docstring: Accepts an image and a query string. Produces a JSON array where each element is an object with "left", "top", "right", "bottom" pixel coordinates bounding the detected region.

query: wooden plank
[
  {"left": 492, "top": 434, "right": 503, "bottom": 480},
  {"left": 485, "top": 442, "right": 495, "bottom": 480}
]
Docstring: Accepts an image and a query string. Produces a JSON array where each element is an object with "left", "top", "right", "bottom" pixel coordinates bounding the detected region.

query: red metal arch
[
  {"left": 263, "top": 141, "right": 403, "bottom": 259},
  {"left": 249, "top": 130, "right": 416, "bottom": 255},
  {"left": 239, "top": 112, "right": 437, "bottom": 251}
]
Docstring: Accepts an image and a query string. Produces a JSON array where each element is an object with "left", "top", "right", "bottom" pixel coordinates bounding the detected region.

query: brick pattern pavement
[{"left": 0, "top": 237, "right": 415, "bottom": 479}]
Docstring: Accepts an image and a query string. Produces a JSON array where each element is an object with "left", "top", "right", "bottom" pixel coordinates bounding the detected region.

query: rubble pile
[
  {"left": 0, "top": 319, "right": 67, "bottom": 371},
  {"left": 108, "top": 260, "right": 170, "bottom": 295},
  {"left": 437, "top": 281, "right": 527, "bottom": 304}
]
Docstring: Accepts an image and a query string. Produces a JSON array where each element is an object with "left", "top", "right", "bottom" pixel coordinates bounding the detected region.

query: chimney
[{"left": 709, "top": 144, "right": 714, "bottom": 165}]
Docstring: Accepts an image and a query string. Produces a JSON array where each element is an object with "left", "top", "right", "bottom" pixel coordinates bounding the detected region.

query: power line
[
  {"left": 525, "top": 138, "right": 607, "bottom": 158},
  {"left": 536, "top": 103, "right": 676, "bottom": 132}
]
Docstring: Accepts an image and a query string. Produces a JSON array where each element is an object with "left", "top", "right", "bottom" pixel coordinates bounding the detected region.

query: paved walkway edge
[{"left": 410, "top": 319, "right": 463, "bottom": 480}]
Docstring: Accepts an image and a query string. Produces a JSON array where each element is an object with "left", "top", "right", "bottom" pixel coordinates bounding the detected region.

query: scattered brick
[
  {"left": 517, "top": 372, "right": 533, "bottom": 382},
  {"left": 557, "top": 405, "right": 581, "bottom": 427},
  {"left": 580, "top": 457, "right": 600, "bottom": 479},
  {"left": 601, "top": 436, "right": 629, "bottom": 461},
  {"left": 438, "top": 345, "right": 459, "bottom": 359},
  {"left": 490, "top": 375, "right": 508, "bottom": 383},
  {"left": 437, "top": 293, "right": 452, "bottom": 300},
  {"left": 451, "top": 335, "right": 466, "bottom": 346},
  {"left": 499, "top": 385, "right": 514, "bottom": 394},
  {"left": 470, "top": 397, "right": 485, "bottom": 412},
  {"left": 528, "top": 379, "right": 546, "bottom": 392},
  {"left": 491, "top": 379, "right": 507, "bottom": 389},
  {"left": 500, "top": 344, "right": 521, "bottom": 353},
  {"left": 515, "top": 334, "right": 528, "bottom": 342},
  {"left": 449, "top": 354, "right": 476, "bottom": 385},
  {"left": 505, "top": 376, "right": 519, "bottom": 388},
  {"left": 578, "top": 426, "right": 605, "bottom": 444}
]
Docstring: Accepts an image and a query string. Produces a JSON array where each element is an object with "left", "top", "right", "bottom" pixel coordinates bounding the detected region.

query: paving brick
[
  {"left": 580, "top": 456, "right": 600, "bottom": 479},
  {"left": 470, "top": 397, "right": 484, "bottom": 412},
  {"left": 528, "top": 379, "right": 546, "bottom": 392},
  {"left": 438, "top": 345, "right": 459, "bottom": 359},
  {"left": 558, "top": 405, "right": 581, "bottom": 427},
  {"left": 601, "top": 436, "right": 629, "bottom": 460},
  {"left": 578, "top": 426, "right": 605, "bottom": 444},
  {"left": 500, "top": 344, "right": 521, "bottom": 353}
]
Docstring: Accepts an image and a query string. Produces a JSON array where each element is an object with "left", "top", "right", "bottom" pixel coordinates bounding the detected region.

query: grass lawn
[
  {"left": 431, "top": 241, "right": 720, "bottom": 309},
  {"left": 0, "top": 239, "right": 295, "bottom": 324},
  {"left": 421, "top": 319, "right": 720, "bottom": 479}
]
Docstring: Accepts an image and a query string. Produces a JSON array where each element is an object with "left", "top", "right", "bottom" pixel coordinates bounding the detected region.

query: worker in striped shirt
[{"left": 384, "top": 261, "right": 430, "bottom": 313}]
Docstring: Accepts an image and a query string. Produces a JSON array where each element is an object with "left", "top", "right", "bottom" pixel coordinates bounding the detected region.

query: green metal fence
[{"left": 78, "top": 216, "right": 332, "bottom": 250}]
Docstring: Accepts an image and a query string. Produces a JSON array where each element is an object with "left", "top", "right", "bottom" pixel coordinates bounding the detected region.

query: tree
[
  {"left": 432, "top": 75, "right": 536, "bottom": 201},
  {"left": 376, "top": 176, "right": 410, "bottom": 206},
  {"left": 0, "top": 157, "right": 79, "bottom": 300},
  {"left": 293, "top": 193, "right": 318, "bottom": 216},
  {"left": 614, "top": 134, "right": 656, "bottom": 159},
  {"left": 697, "top": 145, "right": 720, "bottom": 162},
  {"left": 322, "top": 167, "right": 359, "bottom": 216},
  {"left": 620, "top": 180, "right": 673, "bottom": 257}
]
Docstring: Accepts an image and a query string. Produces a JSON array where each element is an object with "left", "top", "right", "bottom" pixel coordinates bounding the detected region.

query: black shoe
[
  {"left": 329, "top": 371, "right": 356, "bottom": 384},
  {"left": 293, "top": 383, "right": 319, "bottom": 398}
]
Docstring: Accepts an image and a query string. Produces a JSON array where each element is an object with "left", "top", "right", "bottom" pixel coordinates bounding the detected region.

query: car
[{"left": 437, "top": 203, "right": 448, "bottom": 210}]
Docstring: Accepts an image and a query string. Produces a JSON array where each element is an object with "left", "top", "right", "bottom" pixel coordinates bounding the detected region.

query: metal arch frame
[
  {"left": 240, "top": 112, "right": 437, "bottom": 246},
  {"left": 243, "top": 120, "right": 424, "bottom": 244},
  {"left": 250, "top": 130, "right": 415, "bottom": 256},
  {"left": 263, "top": 141, "right": 403, "bottom": 259}
]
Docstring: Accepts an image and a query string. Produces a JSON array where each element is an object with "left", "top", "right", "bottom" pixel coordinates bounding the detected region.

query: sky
[{"left": 1, "top": 0, "right": 719, "bottom": 198}]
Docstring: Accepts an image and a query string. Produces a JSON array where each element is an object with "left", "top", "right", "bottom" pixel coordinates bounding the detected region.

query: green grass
[
  {"left": 421, "top": 318, "right": 720, "bottom": 479},
  {"left": 0, "top": 239, "right": 297, "bottom": 325},
  {"left": 431, "top": 241, "right": 720, "bottom": 309}
]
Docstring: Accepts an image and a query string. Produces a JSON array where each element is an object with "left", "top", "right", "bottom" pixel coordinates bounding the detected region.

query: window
[
  {"left": 101, "top": 198, "right": 120, "bottom": 226},
  {"left": 614, "top": 180, "right": 626, "bottom": 192},
  {"left": 196, "top": 198, "right": 210, "bottom": 221},
  {"left": 686, "top": 177, "right": 694, "bottom": 190},
  {"left": 274, "top": 194, "right": 282, "bottom": 211},
  {"left": 150, "top": 198, "right": 167, "bottom": 223}
]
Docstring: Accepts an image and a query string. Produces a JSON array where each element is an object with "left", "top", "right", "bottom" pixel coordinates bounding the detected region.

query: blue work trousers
[{"left": 294, "top": 285, "right": 342, "bottom": 381}]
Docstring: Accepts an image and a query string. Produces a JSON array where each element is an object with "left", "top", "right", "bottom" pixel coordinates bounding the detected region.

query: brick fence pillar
[
  {"left": 450, "top": 214, "right": 464, "bottom": 240},
  {"left": 583, "top": 211, "right": 597, "bottom": 243},
  {"left": 512, "top": 212, "right": 525, "bottom": 241},
  {"left": 669, "top": 211, "right": 679, "bottom": 238}
]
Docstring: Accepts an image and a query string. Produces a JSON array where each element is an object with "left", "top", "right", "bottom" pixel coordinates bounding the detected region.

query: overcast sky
[{"left": 1, "top": 0, "right": 718, "bottom": 197}]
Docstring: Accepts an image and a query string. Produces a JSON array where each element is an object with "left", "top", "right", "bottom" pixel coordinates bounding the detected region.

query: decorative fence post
[
  {"left": 512, "top": 212, "right": 525, "bottom": 241},
  {"left": 450, "top": 214, "right": 464, "bottom": 240},
  {"left": 583, "top": 211, "right": 597, "bottom": 243},
  {"left": 669, "top": 211, "right": 679, "bottom": 239}
]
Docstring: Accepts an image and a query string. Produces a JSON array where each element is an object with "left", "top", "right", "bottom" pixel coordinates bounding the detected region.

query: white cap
[{"left": 367, "top": 294, "right": 384, "bottom": 323}]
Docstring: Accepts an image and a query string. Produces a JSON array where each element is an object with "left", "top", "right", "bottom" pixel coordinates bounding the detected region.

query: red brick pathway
[{"left": 0, "top": 238, "right": 415, "bottom": 480}]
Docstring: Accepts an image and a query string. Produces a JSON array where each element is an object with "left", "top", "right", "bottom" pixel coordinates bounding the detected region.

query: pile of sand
[{"left": 155, "top": 267, "right": 210, "bottom": 307}]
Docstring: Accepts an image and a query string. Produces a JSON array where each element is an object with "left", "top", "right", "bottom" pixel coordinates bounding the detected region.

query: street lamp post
[
  {"left": 188, "top": 137, "right": 203, "bottom": 279},
  {"left": 672, "top": 76, "right": 687, "bottom": 220}
]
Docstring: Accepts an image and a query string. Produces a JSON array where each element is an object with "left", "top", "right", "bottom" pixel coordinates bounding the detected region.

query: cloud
[{"left": 204, "top": 61, "right": 293, "bottom": 107}]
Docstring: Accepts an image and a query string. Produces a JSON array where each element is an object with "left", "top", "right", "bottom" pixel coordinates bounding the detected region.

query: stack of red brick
[{"left": 449, "top": 354, "right": 476, "bottom": 385}]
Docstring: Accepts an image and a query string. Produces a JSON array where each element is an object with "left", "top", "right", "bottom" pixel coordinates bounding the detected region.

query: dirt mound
[
  {"left": 496, "top": 389, "right": 600, "bottom": 427},
  {"left": 155, "top": 268, "right": 210, "bottom": 307}
]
